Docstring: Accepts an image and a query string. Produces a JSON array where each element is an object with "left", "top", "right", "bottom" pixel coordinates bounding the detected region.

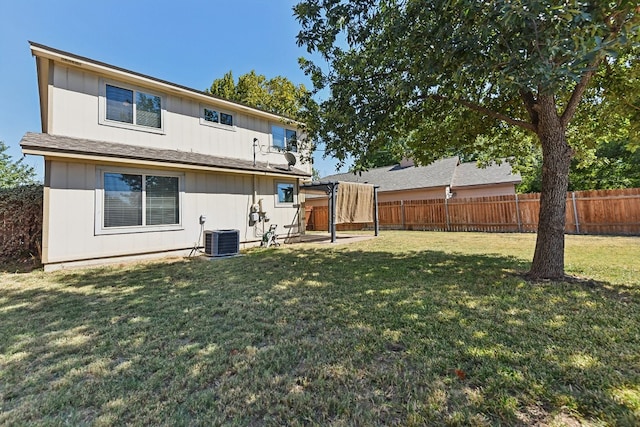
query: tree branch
[
  {"left": 520, "top": 90, "right": 539, "bottom": 129},
  {"left": 560, "top": 64, "right": 599, "bottom": 128},
  {"left": 435, "top": 96, "right": 537, "bottom": 132},
  {"left": 561, "top": 8, "right": 630, "bottom": 128}
]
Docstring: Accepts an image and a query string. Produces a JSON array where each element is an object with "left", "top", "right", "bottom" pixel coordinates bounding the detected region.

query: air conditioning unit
[{"left": 204, "top": 229, "right": 239, "bottom": 257}]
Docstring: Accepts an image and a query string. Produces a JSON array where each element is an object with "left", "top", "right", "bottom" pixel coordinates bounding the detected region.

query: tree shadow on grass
[{"left": 1, "top": 248, "right": 638, "bottom": 425}]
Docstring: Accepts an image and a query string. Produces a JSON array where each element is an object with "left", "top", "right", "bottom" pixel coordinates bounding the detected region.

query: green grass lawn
[{"left": 1, "top": 231, "right": 639, "bottom": 426}]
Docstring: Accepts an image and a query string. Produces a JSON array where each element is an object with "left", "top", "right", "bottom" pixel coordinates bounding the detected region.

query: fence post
[
  {"left": 401, "top": 200, "right": 405, "bottom": 230},
  {"left": 444, "top": 198, "right": 450, "bottom": 232},
  {"left": 572, "top": 191, "right": 580, "bottom": 234},
  {"left": 515, "top": 193, "right": 522, "bottom": 233},
  {"left": 373, "top": 186, "right": 379, "bottom": 236}
]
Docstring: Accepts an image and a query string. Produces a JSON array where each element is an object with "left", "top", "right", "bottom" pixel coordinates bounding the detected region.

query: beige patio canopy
[{"left": 300, "top": 181, "right": 379, "bottom": 243}]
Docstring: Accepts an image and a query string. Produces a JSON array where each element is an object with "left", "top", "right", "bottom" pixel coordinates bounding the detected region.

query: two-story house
[{"left": 20, "top": 42, "right": 312, "bottom": 271}]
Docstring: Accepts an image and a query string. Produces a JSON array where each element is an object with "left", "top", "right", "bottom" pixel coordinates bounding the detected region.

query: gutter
[{"left": 22, "top": 148, "right": 311, "bottom": 179}]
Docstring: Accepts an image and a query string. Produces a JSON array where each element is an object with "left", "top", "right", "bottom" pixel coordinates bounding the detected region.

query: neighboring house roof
[
  {"left": 29, "top": 41, "right": 303, "bottom": 125},
  {"left": 321, "top": 157, "right": 459, "bottom": 192},
  {"left": 320, "top": 157, "right": 520, "bottom": 192},
  {"left": 451, "top": 160, "right": 520, "bottom": 188},
  {"left": 20, "top": 132, "right": 311, "bottom": 178}
]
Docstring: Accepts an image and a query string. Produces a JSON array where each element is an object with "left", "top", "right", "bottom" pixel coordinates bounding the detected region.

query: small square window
[
  {"left": 204, "top": 108, "right": 219, "bottom": 123},
  {"left": 276, "top": 182, "right": 295, "bottom": 204},
  {"left": 201, "top": 107, "right": 234, "bottom": 128},
  {"left": 220, "top": 112, "right": 233, "bottom": 126}
]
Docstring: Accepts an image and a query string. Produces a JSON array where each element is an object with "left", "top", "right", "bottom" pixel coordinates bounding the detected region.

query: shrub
[{"left": 0, "top": 185, "right": 43, "bottom": 261}]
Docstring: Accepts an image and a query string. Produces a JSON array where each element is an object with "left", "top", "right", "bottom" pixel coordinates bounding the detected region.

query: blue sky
[{"left": 0, "top": 0, "right": 345, "bottom": 179}]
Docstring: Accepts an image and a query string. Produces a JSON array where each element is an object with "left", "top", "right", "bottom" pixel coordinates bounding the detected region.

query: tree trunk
[{"left": 528, "top": 96, "right": 573, "bottom": 280}]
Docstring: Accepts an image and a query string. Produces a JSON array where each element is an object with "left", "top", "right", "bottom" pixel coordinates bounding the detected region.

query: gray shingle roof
[
  {"left": 451, "top": 160, "right": 521, "bottom": 188},
  {"left": 321, "top": 157, "right": 457, "bottom": 191},
  {"left": 321, "top": 157, "right": 520, "bottom": 191},
  {"left": 20, "top": 132, "right": 311, "bottom": 177}
]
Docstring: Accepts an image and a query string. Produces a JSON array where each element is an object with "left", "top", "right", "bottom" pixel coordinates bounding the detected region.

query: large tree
[
  {"left": 518, "top": 139, "right": 640, "bottom": 193},
  {"left": 206, "top": 70, "right": 316, "bottom": 122},
  {"left": 206, "top": 71, "right": 318, "bottom": 160},
  {"left": 294, "top": 0, "right": 639, "bottom": 280}
]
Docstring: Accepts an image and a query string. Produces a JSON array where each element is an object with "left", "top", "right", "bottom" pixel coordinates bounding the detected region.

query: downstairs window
[{"left": 101, "top": 171, "right": 181, "bottom": 231}]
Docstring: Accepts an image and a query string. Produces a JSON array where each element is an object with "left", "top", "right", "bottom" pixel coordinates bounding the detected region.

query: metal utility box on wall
[{"left": 204, "top": 229, "right": 240, "bottom": 257}]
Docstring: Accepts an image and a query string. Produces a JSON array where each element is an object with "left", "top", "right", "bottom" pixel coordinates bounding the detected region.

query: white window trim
[
  {"left": 275, "top": 180, "right": 297, "bottom": 207},
  {"left": 95, "top": 166, "right": 184, "bottom": 235},
  {"left": 99, "top": 79, "right": 166, "bottom": 134},
  {"left": 199, "top": 104, "right": 237, "bottom": 131},
  {"left": 270, "top": 124, "right": 298, "bottom": 152}
]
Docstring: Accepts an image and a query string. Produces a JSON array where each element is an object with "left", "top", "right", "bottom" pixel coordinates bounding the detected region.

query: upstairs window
[
  {"left": 203, "top": 108, "right": 219, "bottom": 123},
  {"left": 105, "top": 84, "right": 162, "bottom": 129},
  {"left": 202, "top": 107, "right": 234, "bottom": 128},
  {"left": 271, "top": 125, "right": 297, "bottom": 152},
  {"left": 220, "top": 112, "right": 233, "bottom": 126}
]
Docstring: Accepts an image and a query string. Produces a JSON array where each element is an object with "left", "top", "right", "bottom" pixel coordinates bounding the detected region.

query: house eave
[
  {"left": 20, "top": 132, "right": 311, "bottom": 179},
  {"left": 23, "top": 149, "right": 307, "bottom": 178}
]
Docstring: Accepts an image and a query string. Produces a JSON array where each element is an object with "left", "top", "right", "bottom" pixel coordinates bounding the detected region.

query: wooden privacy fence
[{"left": 305, "top": 188, "right": 640, "bottom": 235}]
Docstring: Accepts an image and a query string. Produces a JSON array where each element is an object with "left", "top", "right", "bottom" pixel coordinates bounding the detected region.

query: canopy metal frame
[{"left": 301, "top": 181, "right": 379, "bottom": 243}]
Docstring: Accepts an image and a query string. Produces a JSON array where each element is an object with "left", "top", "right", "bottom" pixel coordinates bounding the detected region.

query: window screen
[
  {"left": 145, "top": 176, "right": 179, "bottom": 225},
  {"left": 136, "top": 92, "right": 162, "bottom": 128},
  {"left": 105, "top": 84, "right": 161, "bottom": 128},
  {"left": 104, "top": 173, "right": 142, "bottom": 227}
]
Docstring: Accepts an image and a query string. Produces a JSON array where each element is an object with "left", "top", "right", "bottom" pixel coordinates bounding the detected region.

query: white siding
[
  {"left": 48, "top": 63, "right": 312, "bottom": 174},
  {"left": 45, "top": 160, "right": 302, "bottom": 265}
]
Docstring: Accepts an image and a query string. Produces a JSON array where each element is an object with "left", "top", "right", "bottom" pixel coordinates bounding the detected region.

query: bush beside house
[{"left": 0, "top": 185, "right": 43, "bottom": 261}]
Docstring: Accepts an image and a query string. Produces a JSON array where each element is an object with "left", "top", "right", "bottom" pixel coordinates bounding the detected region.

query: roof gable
[{"left": 29, "top": 41, "right": 302, "bottom": 125}]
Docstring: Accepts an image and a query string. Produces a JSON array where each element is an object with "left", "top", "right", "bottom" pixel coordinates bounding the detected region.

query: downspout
[
  {"left": 253, "top": 138, "right": 258, "bottom": 167},
  {"left": 374, "top": 186, "right": 379, "bottom": 236},
  {"left": 252, "top": 175, "right": 257, "bottom": 205},
  {"left": 252, "top": 138, "right": 258, "bottom": 205},
  {"left": 251, "top": 138, "right": 258, "bottom": 239}
]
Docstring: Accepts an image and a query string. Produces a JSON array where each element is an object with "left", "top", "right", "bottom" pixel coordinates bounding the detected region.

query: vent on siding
[{"left": 204, "top": 229, "right": 240, "bottom": 257}]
